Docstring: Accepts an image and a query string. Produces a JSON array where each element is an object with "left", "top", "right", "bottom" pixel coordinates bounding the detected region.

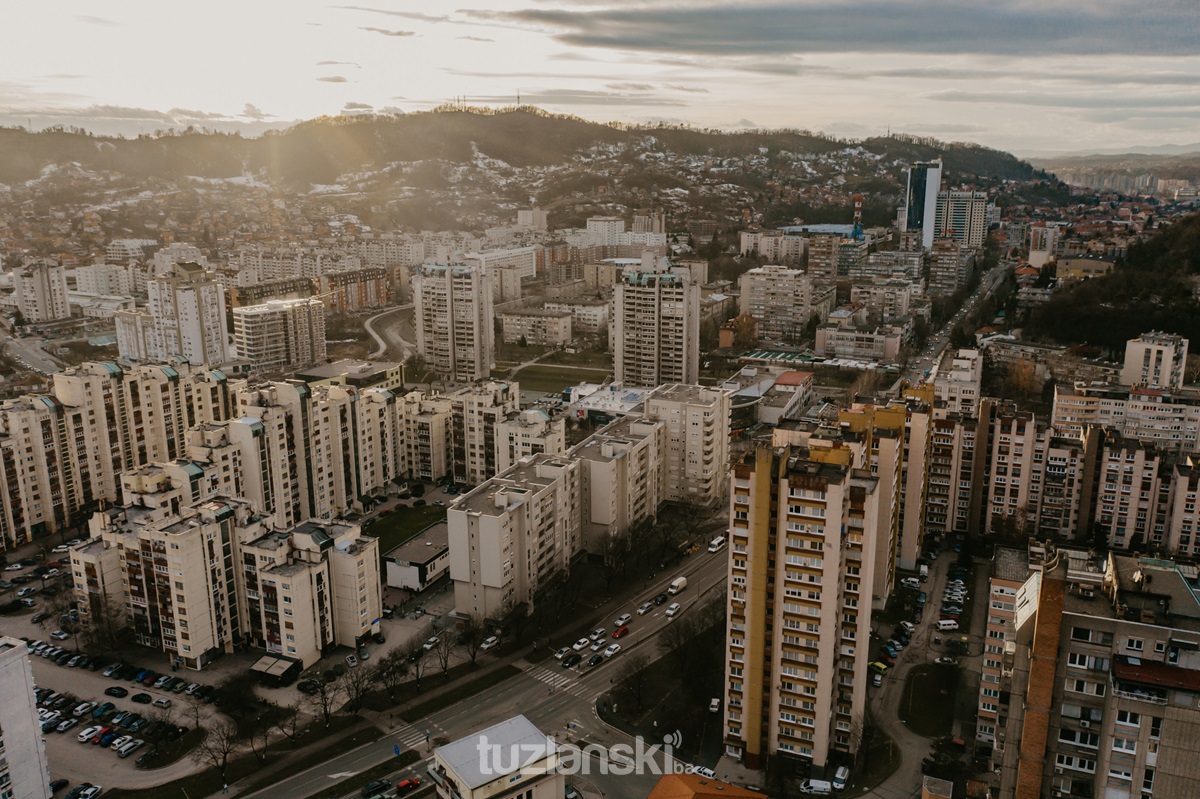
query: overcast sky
[{"left": 4, "top": 1, "right": 1199, "bottom": 156}]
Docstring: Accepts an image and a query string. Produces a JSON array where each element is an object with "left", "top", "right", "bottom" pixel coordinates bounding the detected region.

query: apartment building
[
  {"left": 1121, "top": 332, "right": 1188, "bottom": 390},
  {"left": 233, "top": 297, "right": 327, "bottom": 374},
  {"left": 464, "top": 246, "right": 538, "bottom": 299},
  {"left": 495, "top": 409, "right": 567, "bottom": 474},
  {"left": 814, "top": 323, "right": 905, "bottom": 362},
  {"left": 612, "top": 256, "right": 700, "bottom": 386},
  {"left": 76, "top": 260, "right": 136, "bottom": 297},
  {"left": 1053, "top": 383, "right": 1200, "bottom": 455},
  {"left": 12, "top": 259, "right": 70, "bottom": 323},
  {"left": 543, "top": 299, "right": 609, "bottom": 334},
  {"left": 403, "top": 390, "right": 454, "bottom": 483},
  {"left": 0, "top": 637, "right": 51, "bottom": 799},
  {"left": 448, "top": 381, "right": 520, "bottom": 487},
  {"left": 739, "top": 230, "right": 806, "bottom": 263},
  {"left": 925, "top": 412, "right": 985, "bottom": 541},
  {"left": 643, "top": 384, "right": 731, "bottom": 508},
  {"left": 499, "top": 309, "right": 573, "bottom": 347},
  {"left": 852, "top": 250, "right": 925, "bottom": 281},
  {"left": 226, "top": 276, "right": 315, "bottom": 309},
  {"left": 928, "top": 239, "right": 971, "bottom": 297},
  {"left": 806, "top": 235, "right": 841, "bottom": 282},
  {"left": 430, "top": 716, "right": 561, "bottom": 799},
  {"left": 976, "top": 548, "right": 1031, "bottom": 754},
  {"left": 571, "top": 415, "right": 666, "bottom": 553},
  {"left": 315, "top": 267, "right": 391, "bottom": 312},
  {"left": 899, "top": 159, "right": 943, "bottom": 251},
  {"left": 738, "top": 265, "right": 836, "bottom": 342},
  {"left": 1000, "top": 549, "right": 1200, "bottom": 799},
  {"left": 724, "top": 444, "right": 881, "bottom": 769},
  {"left": 116, "top": 261, "right": 229, "bottom": 364},
  {"left": 449, "top": 455, "right": 582, "bottom": 622},
  {"left": 934, "top": 349, "right": 984, "bottom": 416},
  {"left": 934, "top": 190, "right": 988, "bottom": 249},
  {"left": 849, "top": 278, "right": 916, "bottom": 324},
  {"left": 413, "top": 263, "right": 496, "bottom": 383}
]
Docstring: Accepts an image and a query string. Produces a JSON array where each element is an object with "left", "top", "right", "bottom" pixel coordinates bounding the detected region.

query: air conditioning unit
[
  {"left": 1079, "top": 720, "right": 1090, "bottom": 728},
  {"left": 1054, "top": 767, "right": 1064, "bottom": 775}
]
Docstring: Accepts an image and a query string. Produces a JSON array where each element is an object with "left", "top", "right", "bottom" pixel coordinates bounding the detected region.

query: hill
[
  {"left": 1025, "top": 213, "right": 1200, "bottom": 353},
  {"left": 0, "top": 107, "right": 1041, "bottom": 188}
]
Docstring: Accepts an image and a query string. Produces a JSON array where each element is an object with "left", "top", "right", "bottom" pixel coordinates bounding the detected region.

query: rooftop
[
  {"left": 648, "top": 775, "right": 766, "bottom": 799},
  {"left": 435, "top": 715, "right": 554, "bottom": 790},
  {"left": 385, "top": 521, "right": 449, "bottom": 564},
  {"left": 994, "top": 547, "right": 1031, "bottom": 583}
]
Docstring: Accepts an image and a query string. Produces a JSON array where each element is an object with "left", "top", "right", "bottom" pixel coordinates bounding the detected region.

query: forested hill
[
  {"left": 0, "top": 107, "right": 1041, "bottom": 187},
  {"left": 1026, "top": 213, "right": 1200, "bottom": 353}
]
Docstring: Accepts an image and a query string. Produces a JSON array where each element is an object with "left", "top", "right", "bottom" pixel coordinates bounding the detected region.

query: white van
[
  {"left": 936, "top": 619, "right": 959, "bottom": 631},
  {"left": 708, "top": 536, "right": 727, "bottom": 553},
  {"left": 669, "top": 576, "right": 688, "bottom": 595},
  {"left": 798, "top": 780, "right": 833, "bottom": 796},
  {"left": 832, "top": 766, "right": 849, "bottom": 791}
]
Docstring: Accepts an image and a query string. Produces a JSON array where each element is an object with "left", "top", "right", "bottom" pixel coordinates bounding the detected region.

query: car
[
  {"left": 78, "top": 725, "right": 102, "bottom": 742},
  {"left": 603, "top": 643, "right": 621, "bottom": 658},
  {"left": 92, "top": 702, "right": 115, "bottom": 719},
  {"left": 172, "top": 678, "right": 191, "bottom": 693},
  {"left": 55, "top": 651, "right": 74, "bottom": 665},
  {"left": 50, "top": 778, "right": 70, "bottom": 794},
  {"left": 653, "top": 593, "right": 669, "bottom": 605},
  {"left": 637, "top": 602, "right": 653, "bottom": 615},
  {"left": 89, "top": 726, "right": 112, "bottom": 744},
  {"left": 872, "top": 672, "right": 883, "bottom": 687},
  {"left": 104, "top": 686, "right": 128, "bottom": 698},
  {"left": 709, "top": 697, "right": 721, "bottom": 713},
  {"left": 135, "top": 747, "right": 159, "bottom": 767},
  {"left": 942, "top": 605, "right": 963, "bottom": 615},
  {"left": 665, "top": 602, "right": 681, "bottom": 617},
  {"left": 184, "top": 682, "right": 201, "bottom": 695},
  {"left": 111, "top": 711, "right": 131, "bottom": 727},
  {"left": 887, "top": 639, "right": 905, "bottom": 651},
  {"left": 590, "top": 639, "right": 605, "bottom": 652},
  {"left": 868, "top": 661, "right": 889, "bottom": 675},
  {"left": 432, "top": 500, "right": 446, "bottom": 507},
  {"left": 57, "top": 717, "right": 79, "bottom": 733},
  {"left": 587, "top": 654, "right": 604, "bottom": 667},
  {"left": 50, "top": 629, "right": 70, "bottom": 641},
  {"left": 395, "top": 778, "right": 421, "bottom": 794},
  {"left": 589, "top": 628, "right": 606, "bottom": 641},
  {"left": 17, "top": 586, "right": 37, "bottom": 597},
  {"left": 152, "top": 697, "right": 172, "bottom": 708},
  {"left": 117, "top": 739, "right": 145, "bottom": 758},
  {"left": 554, "top": 647, "right": 571, "bottom": 660},
  {"left": 32, "top": 611, "right": 51, "bottom": 623},
  {"left": 102, "top": 664, "right": 122, "bottom": 678},
  {"left": 916, "top": 592, "right": 927, "bottom": 606},
  {"left": 42, "top": 717, "right": 62, "bottom": 733},
  {"left": 572, "top": 638, "right": 590, "bottom": 651},
  {"left": 154, "top": 675, "right": 173, "bottom": 689},
  {"left": 423, "top": 636, "right": 440, "bottom": 651},
  {"left": 120, "top": 714, "right": 143, "bottom": 731},
  {"left": 110, "top": 735, "right": 132, "bottom": 750},
  {"left": 612, "top": 625, "right": 630, "bottom": 639},
  {"left": 141, "top": 672, "right": 160, "bottom": 686},
  {"left": 345, "top": 654, "right": 360, "bottom": 669},
  {"left": 67, "top": 785, "right": 96, "bottom": 799},
  {"left": 131, "top": 693, "right": 152, "bottom": 705},
  {"left": 3, "top": 563, "right": 22, "bottom": 571},
  {"left": 614, "top": 613, "right": 632, "bottom": 627},
  {"left": 78, "top": 788, "right": 102, "bottom": 799},
  {"left": 20, "top": 594, "right": 38, "bottom": 605},
  {"left": 361, "top": 779, "right": 392, "bottom": 797},
  {"left": 74, "top": 702, "right": 97, "bottom": 718},
  {"left": 562, "top": 653, "right": 583, "bottom": 668},
  {"left": 934, "top": 657, "right": 959, "bottom": 666},
  {"left": 296, "top": 680, "right": 321, "bottom": 695},
  {"left": 693, "top": 766, "right": 717, "bottom": 780},
  {"left": 412, "top": 499, "right": 427, "bottom": 507},
  {"left": 372, "top": 631, "right": 386, "bottom": 645},
  {"left": 480, "top": 635, "right": 499, "bottom": 651},
  {"left": 899, "top": 577, "right": 920, "bottom": 590}
]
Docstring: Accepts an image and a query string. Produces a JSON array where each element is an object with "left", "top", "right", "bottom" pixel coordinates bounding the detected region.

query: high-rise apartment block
[
  {"left": 413, "top": 263, "right": 495, "bottom": 383},
  {"left": 448, "top": 381, "right": 520, "bottom": 487},
  {"left": 12, "top": 259, "right": 70, "bottom": 323},
  {"left": 848, "top": 278, "right": 916, "bottom": 324},
  {"left": 1053, "top": 382, "right": 1200, "bottom": 454},
  {"left": 643, "top": 384, "right": 731, "bottom": 508},
  {"left": 928, "top": 238, "right": 971, "bottom": 297},
  {"left": 233, "top": 297, "right": 327, "bottom": 374},
  {"left": 495, "top": 409, "right": 567, "bottom": 474},
  {"left": 933, "top": 348, "right": 984, "bottom": 416},
  {"left": 116, "top": 261, "right": 230, "bottom": 365},
  {"left": 934, "top": 190, "right": 988, "bottom": 248},
  {"left": 899, "top": 159, "right": 943, "bottom": 250},
  {"left": 806, "top": 235, "right": 841, "bottom": 282},
  {"left": 0, "top": 637, "right": 52, "bottom": 799},
  {"left": 738, "top": 265, "right": 836, "bottom": 342},
  {"left": 1121, "top": 332, "right": 1188, "bottom": 389},
  {"left": 612, "top": 256, "right": 700, "bottom": 386}
]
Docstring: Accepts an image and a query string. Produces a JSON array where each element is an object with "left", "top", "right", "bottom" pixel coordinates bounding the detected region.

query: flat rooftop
[
  {"left": 385, "top": 521, "right": 449, "bottom": 564},
  {"left": 994, "top": 547, "right": 1031, "bottom": 583},
  {"left": 435, "top": 715, "right": 554, "bottom": 790}
]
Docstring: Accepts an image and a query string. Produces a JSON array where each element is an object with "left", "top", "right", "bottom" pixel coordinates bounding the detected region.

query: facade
[
  {"left": 117, "top": 261, "right": 229, "bottom": 364},
  {"left": 1053, "top": 383, "right": 1200, "bottom": 455},
  {"left": 612, "top": 257, "right": 700, "bottom": 386},
  {"left": 12, "top": 260, "right": 70, "bottom": 323},
  {"left": 815, "top": 324, "right": 905, "bottom": 362},
  {"left": 806, "top": 235, "right": 841, "bottom": 282},
  {"left": 849, "top": 278, "right": 915, "bottom": 324},
  {"left": 899, "top": 159, "right": 944, "bottom": 250},
  {"left": 413, "top": 263, "right": 496, "bottom": 383},
  {"left": 0, "top": 637, "right": 51, "bottom": 799},
  {"left": 933, "top": 349, "right": 984, "bottom": 416},
  {"left": 644, "top": 384, "right": 732, "bottom": 508},
  {"left": 495, "top": 409, "right": 567, "bottom": 474},
  {"left": 543, "top": 299, "right": 609, "bottom": 334},
  {"left": 430, "top": 716, "right": 561, "bottom": 799},
  {"left": 233, "top": 297, "right": 327, "bottom": 374},
  {"left": 928, "top": 238, "right": 970, "bottom": 297},
  {"left": 448, "top": 381, "right": 521, "bottom": 487},
  {"left": 499, "top": 309, "right": 573, "bottom": 347},
  {"left": 740, "top": 230, "right": 806, "bottom": 263},
  {"left": 403, "top": 390, "right": 454, "bottom": 483},
  {"left": 1121, "top": 332, "right": 1188, "bottom": 390},
  {"left": 315, "top": 267, "right": 391, "bottom": 312},
  {"left": 934, "top": 190, "right": 988, "bottom": 248},
  {"left": 384, "top": 521, "right": 449, "bottom": 592},
  {"left": 724, "top": 443, "right": 881, "bottom": 769},
  {"left": 738, "top": 265, "right": 836, "bottom": 342}
]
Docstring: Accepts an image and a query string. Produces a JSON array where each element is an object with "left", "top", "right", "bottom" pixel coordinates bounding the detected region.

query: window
[{"left": 1127, "top": 637, "right": 1144, "bottom": 652}]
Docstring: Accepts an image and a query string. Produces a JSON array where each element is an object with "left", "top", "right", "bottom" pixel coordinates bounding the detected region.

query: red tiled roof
[
  {"left": 775, "top": 371, "right": 815, "bottom": 386},
  {"left": 649, "top": 775, "right": 766, "bottom": 799}
]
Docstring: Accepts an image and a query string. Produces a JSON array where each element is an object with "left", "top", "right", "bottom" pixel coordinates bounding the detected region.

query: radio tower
[{"left": 852, "top": 193, "right": 864, "bottom": 240}]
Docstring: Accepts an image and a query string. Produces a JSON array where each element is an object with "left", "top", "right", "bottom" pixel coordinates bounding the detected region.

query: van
[
  {"left": 798, "top": 780, "right": 832, "bottom": 796},
  {"left": 937, "top": 619, "right": 959, "bottom": 631},
  {"left": 707, "top": 536, "right": 726, "bottom": 553},
  {"left": 832, "top": 766, "right": 849, "bottom": 791},
  {"left": 918, "top": 564, "right": 929, "bottom": 581},
  {"left": 668, "top": 577, "right": 687, "bottom": 595}
]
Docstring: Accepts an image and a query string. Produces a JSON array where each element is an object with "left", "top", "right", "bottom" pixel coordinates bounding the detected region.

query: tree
[
  {"left": 271, "top": 702, "right": 305, "bottom": 746},
  {"left": 191, "top": 716, "right": 242, "bottom": 782},
  {"left": 433, "top": 634, "right": 457, "bottom": 680},
  {"left": 615, "top": 652, "right": 650, "bottom": 711},
  {"left": 214, "top": 673, "right": 258, "bottom": 720},
  {"left": 339, "top": 665, "right": 374, "bottom": 715},
  {"left": 726, "top": 312, "right": 758, "bottom": 350},
  {"left": 78, "top": 592, "right": 128, "bottom": 659},
  {"left": 304, "top": 676, "right": 343, "bottom": 729},
  {"left": 402, "top": 642, "right": 428, "bottom": 692},
  {"left": 372, "top": 649, "right": 410, "bottom": 700},
  {"left": 458, "top": 617, "right": 484, "bottom": 666},
  {"left": 601, "top": 530, "right": 632, "bottom": 591},
  {"left": 246, "top": 711, "right": 273, "bottom": 763}
]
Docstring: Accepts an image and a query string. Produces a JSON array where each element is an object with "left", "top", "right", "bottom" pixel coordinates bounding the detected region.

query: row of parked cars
[{"left": 101, "top": 661, "right": 216, "bottom": 701}]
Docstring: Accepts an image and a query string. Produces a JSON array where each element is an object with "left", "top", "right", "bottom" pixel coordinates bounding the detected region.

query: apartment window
[
  {"left": 1117, "top": 710, "right": 1140, "bottom": 726},
  {"left": 1126, "top": 637, "right": 1144, "bottom": 652},
  {"left": 1112, "top": 738, "right": 1137, "bottom": 753}
]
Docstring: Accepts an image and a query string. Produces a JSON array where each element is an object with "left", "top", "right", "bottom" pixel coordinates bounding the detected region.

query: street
[{"left": 0, "top": 331, "right": 63, "bottom": 374}]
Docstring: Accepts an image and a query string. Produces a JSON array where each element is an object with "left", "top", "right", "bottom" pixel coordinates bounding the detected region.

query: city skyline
[{"left": 2, "top": 1, "right": 1198, "bottom": 156}]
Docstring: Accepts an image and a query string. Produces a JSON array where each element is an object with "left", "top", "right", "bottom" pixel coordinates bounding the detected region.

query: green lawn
[
  {"left": 541, "top": 349, "right": 613, "bottom": 369},
  {"left": 899, "top": 664, "right": 959, "bottom": 737},
  {"left": 511, "top": 364, "right": 611, "bottom": 393},
  {"left": 367, "top": 505, "right": 448, "bottom": 553}
]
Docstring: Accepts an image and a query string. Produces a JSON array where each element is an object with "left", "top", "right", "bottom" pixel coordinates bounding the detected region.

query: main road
[{"left": 247, "top": 551, "right": 729, "bottom": 799}]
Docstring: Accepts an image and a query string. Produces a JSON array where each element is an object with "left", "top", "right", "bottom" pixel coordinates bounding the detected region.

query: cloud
[
  {"left": 43, "top": 73, "right": 85, "bottom": 80},
  {"left": 471, "top": 2, "right": 1200, "bottom": 58},
  {"left": 317, "top": 76, "right": 348, "bottom": 83},
  {"left": 457, "top": 35, "right": 494, "bottom": 42},
  {"left": 464, "top": 88, "right": 685, "bottom": 107},
  {"left": 76, "top": 15, "right": 117, "bottom": 26},
  {"left": 606, "top": 82, "right": 654, "bottom": 92},
  {"left": 927, "top": 90, "right": 1200, "bottom": 110},
  {"left": 316, "top": 60, "right": 360, "bottom": 67},
  {"left": 337, "top": 6, "right": 448, "bottom": 23},
  {"left": 242, "top": 104, "right": 273, "bottom": 120},
  {"left": 359, "top": 26, "right": 416, "bottom": 37},
  {"left": 665, "top": 84, "right": 709, "bottom": 94},
  {"left": 342, "top": 101, "right": 374, "bottom": 111}
]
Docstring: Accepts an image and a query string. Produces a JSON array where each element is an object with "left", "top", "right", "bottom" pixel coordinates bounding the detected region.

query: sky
[{"left": 3, "top": 1, "right": 1199, "bottom": 157}]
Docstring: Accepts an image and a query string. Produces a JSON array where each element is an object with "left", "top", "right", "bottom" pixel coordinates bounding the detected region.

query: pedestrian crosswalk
[
  {"left": 527, "top": 665, "right": 594, "bottom": 698},
  {"left": 394, "top": 724, "right": 432, "bottom": 750}
]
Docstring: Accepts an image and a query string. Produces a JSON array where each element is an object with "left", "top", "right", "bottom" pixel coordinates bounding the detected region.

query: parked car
[
  {"left": 361, "top": 779, "right": 391, "bottom": 797},
  {"left": 104, "top": 686, "right": 128, "bottom": 698},
  {"left": 49, "top": 778, "right": 70, "bottom": 794},
  {"left": 899, "top": 621, "right": 916, "bottom": 634},
  {"left": 56, "top": 717, "right": 80, "bottom": 733},
  {"left": 345, "top": 654, "right": 359, "bottom": 669},
  {"left": 395, "top": 779, "right": 422, "bottom": 794},
  {"left": 135, "top": 748, "right": 159, "bottom": 768},
  {"left": 73, "top": 702, "right": 97, "bottom": 718},
  {"left": 152, "top": 697, "right": 172, "bottom": 709},
  {"left": 77, "top": 725, "right": 102, "bottom": 743},
  {"left": 934, "top": 657, "right": 959, "bottom": 666},
  {"left": 117, "top": 739, "right": 145, "bottom": 758},
  {"left": 131, "top": 693, "right": 152, "bottom": 705},
  {"left": 422, "top": 636, "right": 439, "bottom": 651},
  {"left": 480, "top": 636, "right": 499, "bottom": 651},
  {"left": 868, "top": 661, "right": 889, "bottom": 675}
]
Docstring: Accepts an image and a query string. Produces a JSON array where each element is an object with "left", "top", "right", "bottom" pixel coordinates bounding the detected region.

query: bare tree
[
  {"left": 78, "top": 592, "right": 128, "bottom": 659},
  {"left": 372, "top": 649, "right": 409, "bottom": 701},
  {"left": 304, "top": 677, "right": 343, "bottom": 728},
  {"left": 657, "top": 613, "right": 700, "bottom": 672},
  {"left": 433, "top": 634, "right": 457, "bottom": 680},
  {"left": 271, "top": 702, "right": 305, "bottom": 746},
  {"left": 246, "top": 711, "right": 273, "bottom": 763},
  {"left": 601, "top": 530, "right": 631, "bottom": 591},
  {"left": 615, "top": 652, "right": 650, "bottom": 711},
  {"left": 339, "top": 664, "right": 374, "bottom": 715},
  {"left": 191, "top": 716, "right": 242, "bottom": 781},
  {"left": 458, "top": 617, "right": 484, "bottom": 666},
  {"left": 402, "top": 641, "right": 428, "bottom": 692}
]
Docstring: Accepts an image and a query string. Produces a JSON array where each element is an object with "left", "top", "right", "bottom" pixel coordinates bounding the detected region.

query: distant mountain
[
  {"left": 1025, "top": 143, "right": 1200, "bottom": 158},
  {"left": 0, "top": 107, "right": 1041, "bottom": 188}
]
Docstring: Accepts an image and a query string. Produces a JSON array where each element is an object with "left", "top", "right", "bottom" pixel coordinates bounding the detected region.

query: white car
[
  {"left": 152, "top": 697, "right": 172, "bottom": 708},
  {"left": 555, "top": 647, "right": 571, "bottom": 659},
  {"left": 480, "top": 636, "right": 499, "bottom": 651},
  {"left": 572, "top": 638, "right": 590, "bottom": 652},
  {"left": 603, "top": 643, "right": 621, "bottom": 658},
  {"left": 50, "top": 630, "right": 69, "bottom": 641},
  {"left": 665, "top": 603, "right": 681, "bottom": 617},
  {"left": 709, "top": 698, "right": 721, "bottom": 713},
  {"left": 590, "top": 639, "right": 606, "bottom": 652},
  {"left": 78, "top": 725, "right": 102, "bottom": 743},
  {"left": 614, "top": 613, "right": 631, "bottom": 627},
  {"left": 900, "top": 578, "right": 920, "bottom": 590},
  {"left": 899, "top": 621, "right": 916, "bottom": 634},
  {"left": 79, "top": 787, "right": 103, "bottom": 799},
  {"left": 110, "top": 735, "right": 132, "bottom": 750},
  {"left": 588, "top": 628, "right": 606, "bottom": 641},
  {"left": 423, "top": 636, "right": 440, "bottom": 651},
  {"left": 52, "top": 544, "right": 70, "bottom": 554},
  {"left": 693, "top": 766, "right": 716, "bottom": 779}
]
